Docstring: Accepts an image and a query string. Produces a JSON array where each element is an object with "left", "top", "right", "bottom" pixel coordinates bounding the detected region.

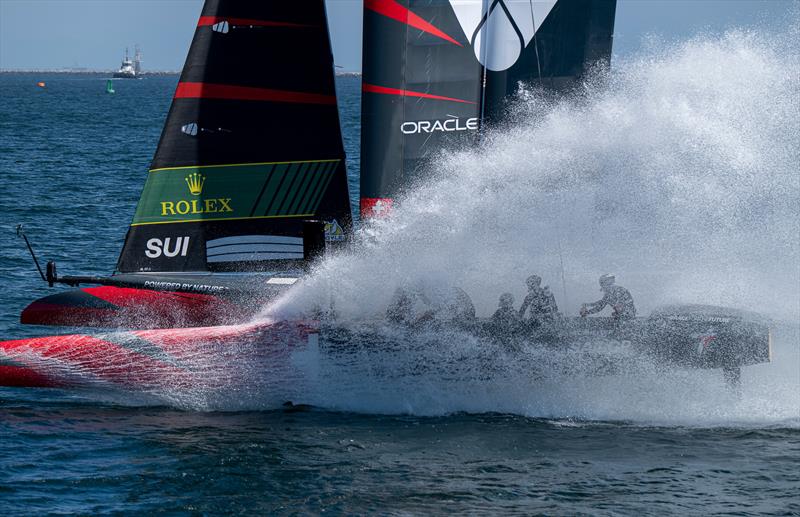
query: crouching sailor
[
  {"left": 580, "top": 274, "right": 636, "bottom": 320},
  {"left": 518, "top": 274, "right": 559, "bottom": 326},
  {"left": 491, "top": 292, "right": 522, "bottom": 330}
]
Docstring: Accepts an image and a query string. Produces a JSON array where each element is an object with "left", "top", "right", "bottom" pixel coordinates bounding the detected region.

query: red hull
[
  {"left": 0, "top": 321, "right": 316, "bottom": 389},
  {"left": 21, "top": 286, "right": 250, "bottom": 328}
]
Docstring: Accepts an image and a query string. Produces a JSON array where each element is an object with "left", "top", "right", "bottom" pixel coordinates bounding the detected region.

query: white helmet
[
  {"left": 526, "top": 275, "right": 542, "bottom": 289},
  {"left": 599, "top": 274, "right": 615, "bottom": 289}
]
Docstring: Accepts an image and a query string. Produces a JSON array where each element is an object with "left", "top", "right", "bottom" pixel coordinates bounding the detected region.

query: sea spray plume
[
  {"left": 269, "top": 25, "right": 799, "bottom": 321},
  {"left": 238, "top": 26, "right": 800, "bottom": 423}
]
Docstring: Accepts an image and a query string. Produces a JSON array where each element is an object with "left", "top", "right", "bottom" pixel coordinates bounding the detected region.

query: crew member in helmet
[
  {"left": 448, "top": 286, "right": 477, "bottom": 327},
  {"left": 492, "top": 292, "right": 521, "bottom": 328},
  {"left": 518, "top": 274, "right": 559, "bottom": 324},
  {"left": 580, "top": 274, "right": 636, "bottom": 320}
]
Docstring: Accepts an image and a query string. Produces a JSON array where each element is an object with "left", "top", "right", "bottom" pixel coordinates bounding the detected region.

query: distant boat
[
  {"left": 106, "top": 79, "right": 115, "bottom": 94},
  {"left": 113, "top": 46, "right": 142, "bottom": 79},
  {"left": 36, "top": 81, "right": 45, "bottom": 88}
]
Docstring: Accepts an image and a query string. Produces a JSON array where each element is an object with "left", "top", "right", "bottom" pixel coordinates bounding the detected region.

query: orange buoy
[{"left": 37, "top": 81, "right": 46, "bottom": 88}]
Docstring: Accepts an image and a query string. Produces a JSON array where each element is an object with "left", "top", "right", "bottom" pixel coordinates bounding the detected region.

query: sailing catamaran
[{"left": 0, "top": 0, "right": 771, "bottom": 390}]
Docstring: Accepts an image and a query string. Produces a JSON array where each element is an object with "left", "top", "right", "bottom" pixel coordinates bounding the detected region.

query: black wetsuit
[
  {"left": 449, "top": 287, "right": 476, "bottom": 325},
  {"left": 584, "top": 285, "right": 636, "bottom": 319},
  {"left": 492, "top": 307, "right": 520, "bottom": 326},
  {"left": 386, "top": 290, "right": 413, "bottom": 324},
  {"left": 519, "top": 287, "right": 559, "bottom": 321}
]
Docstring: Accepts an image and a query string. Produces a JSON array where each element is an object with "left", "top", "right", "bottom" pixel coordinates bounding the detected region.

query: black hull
[{"left": 321, "top": 305, "right": 771, "bottom": 373}]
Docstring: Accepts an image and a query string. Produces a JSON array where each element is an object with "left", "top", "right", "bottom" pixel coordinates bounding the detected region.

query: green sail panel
[{"left": 131, "top": 160, "right": 339, "bottom": 226}]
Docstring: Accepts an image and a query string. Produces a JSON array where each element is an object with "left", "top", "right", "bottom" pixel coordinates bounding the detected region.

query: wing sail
[
  {"left": 117, "top": 0, "right": 352, "bottom": 273},
  {"left": 360, "top": 0, "right": 483, "bottom": 216},
  {"left": 360, "top": 0, "right": 617, "bottom": 217}
]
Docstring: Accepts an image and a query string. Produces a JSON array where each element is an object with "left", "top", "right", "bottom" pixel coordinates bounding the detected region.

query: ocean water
[{"left": 2, "top": 26, "right": 800, "bottom": 515}]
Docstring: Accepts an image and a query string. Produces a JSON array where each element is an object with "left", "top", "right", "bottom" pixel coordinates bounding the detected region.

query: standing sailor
[
  {"left": 580, "top": 274, "right": 636, "bottom": 320},
  {"left": 518, "top": 275, "right": 559, "bottom": 324}
]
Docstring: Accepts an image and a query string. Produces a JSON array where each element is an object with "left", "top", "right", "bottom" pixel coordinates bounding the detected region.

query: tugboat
[{"left": 113, "top": 46, "right": 142, "bottom": 79}]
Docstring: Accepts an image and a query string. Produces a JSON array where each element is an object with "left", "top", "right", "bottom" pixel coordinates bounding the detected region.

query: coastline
[{"left": 0, "top": 69, "right": 362, "bottom": 76}]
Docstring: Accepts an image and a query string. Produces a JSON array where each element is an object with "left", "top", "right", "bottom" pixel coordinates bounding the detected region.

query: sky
[{"left": 0, "top": 0, "right": 794, "bottom": 72}]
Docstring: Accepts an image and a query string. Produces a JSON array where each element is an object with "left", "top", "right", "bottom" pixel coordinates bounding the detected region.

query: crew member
[
  {"left": 580, "top": 274, "right": 636, "bottom": 320},
  {"left": 492, "top": 293, "right": 521, "bottom": 327},
  {"left": 518, "top": 274, "right": 559, "bottom": 323},
  {"left": 448, "top": 286, "right": 476, "bottom": 327},
  {"left": 386, "top": 287, "right": 413, "bottom": 324}
]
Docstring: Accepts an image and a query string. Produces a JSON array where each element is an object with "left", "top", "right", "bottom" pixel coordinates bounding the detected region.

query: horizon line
[{"left": 0, "top": 68, "right": 363, "bottom": 75}]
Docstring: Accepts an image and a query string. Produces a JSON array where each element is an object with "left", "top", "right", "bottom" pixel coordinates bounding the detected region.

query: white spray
[{"left": 247, "top": 24, "right": 800, "bottom": 424}]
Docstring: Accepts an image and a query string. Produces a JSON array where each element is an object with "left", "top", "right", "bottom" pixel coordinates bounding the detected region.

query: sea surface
[{"left": 1, "top": 63, "right": 799, "bottom": 515}]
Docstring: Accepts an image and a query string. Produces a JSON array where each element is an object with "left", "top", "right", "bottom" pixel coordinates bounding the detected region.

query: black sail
[
  {"left": 117, "top": 0, "right": 352, "bottom": 273},
  {"left": 360, "top": 0, "right": 483, "bottom": 217},
  {"left": 480, "top": 0, "right": 618, "bottom": 120},
  {"left": 360, "top": 0, "right": 616, "bottom": 217}
]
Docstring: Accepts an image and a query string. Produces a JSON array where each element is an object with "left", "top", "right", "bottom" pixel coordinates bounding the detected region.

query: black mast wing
[
  {"left": 117, "top": 0, "right": 352, "bottom": 273},
  {"left": 360, "top": 0, "right": 483, "bottom": 217},
  {"left": 360, "top": 0, "right": 616, "bottom": 217},
  {"left": 481, "top": 0, "right": 617, "bottom": 120}
]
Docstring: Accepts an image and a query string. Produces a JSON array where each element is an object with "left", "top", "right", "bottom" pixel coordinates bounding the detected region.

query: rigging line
[
  {"left": 529, "top": 2, "right": 563, "bottom": 306},
  {"left": 399, "top": 2, "right": 409, "bottom": 197},
  {"left": 528, "top": 0, "right": 544, "bottom": 83},
  {"left": 556, "top": 231, "right": 569, "bottom": 312},
  {"left": 552, "top": 186, "right": 572, "bottom": 310},
  {"left": 477, "top": 0, "right": 491, "bottom": 137}
]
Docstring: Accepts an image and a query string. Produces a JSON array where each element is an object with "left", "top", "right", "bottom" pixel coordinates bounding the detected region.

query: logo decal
[
  {"left": 160, "top": 199, "right": 233, "bottom": 216},
  {"left": 361, "top": 198, "right": 393, "bottom": 219},
  {"left": 145, "top": 237, "right": 191, "bottom": 258},
  {"left": 449, "top": 0, "right": 557, "bottom": 71},
  {"left": 694, "top": 332, "right": 718, "bottom": 355},
  {"left": 205, "top": 235, "right": 304, "bottom": 263},
  {"left": 325, "top": 219, "right": 345, "bottom": 242},
  {"left": 401, "top": 116, "right": 479, "bottom": 135},
  {"left": 185, "top": 172, "right": 206, "bottom": 195},
  {"left": 160, "top": 173, "right": 233, "bottom": 216}
]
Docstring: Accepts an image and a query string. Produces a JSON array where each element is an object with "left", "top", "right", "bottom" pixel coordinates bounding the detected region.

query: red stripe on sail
[
  {"left": 174, "top": 82, "right": 336, "bottom": 105},
  {"left": 197, "top": 16, "right": 314, "bottom": 28},
  {"left": 362, "top": 83, "right": 476, "bottom": 104},
  {"left": 364, "top": 0, "right": 462, "bottom": 47}
]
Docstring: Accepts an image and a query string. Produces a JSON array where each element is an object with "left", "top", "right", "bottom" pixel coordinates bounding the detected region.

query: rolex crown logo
[{"left": 185, "top": 172, "right": 206, "bottom": 196}]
